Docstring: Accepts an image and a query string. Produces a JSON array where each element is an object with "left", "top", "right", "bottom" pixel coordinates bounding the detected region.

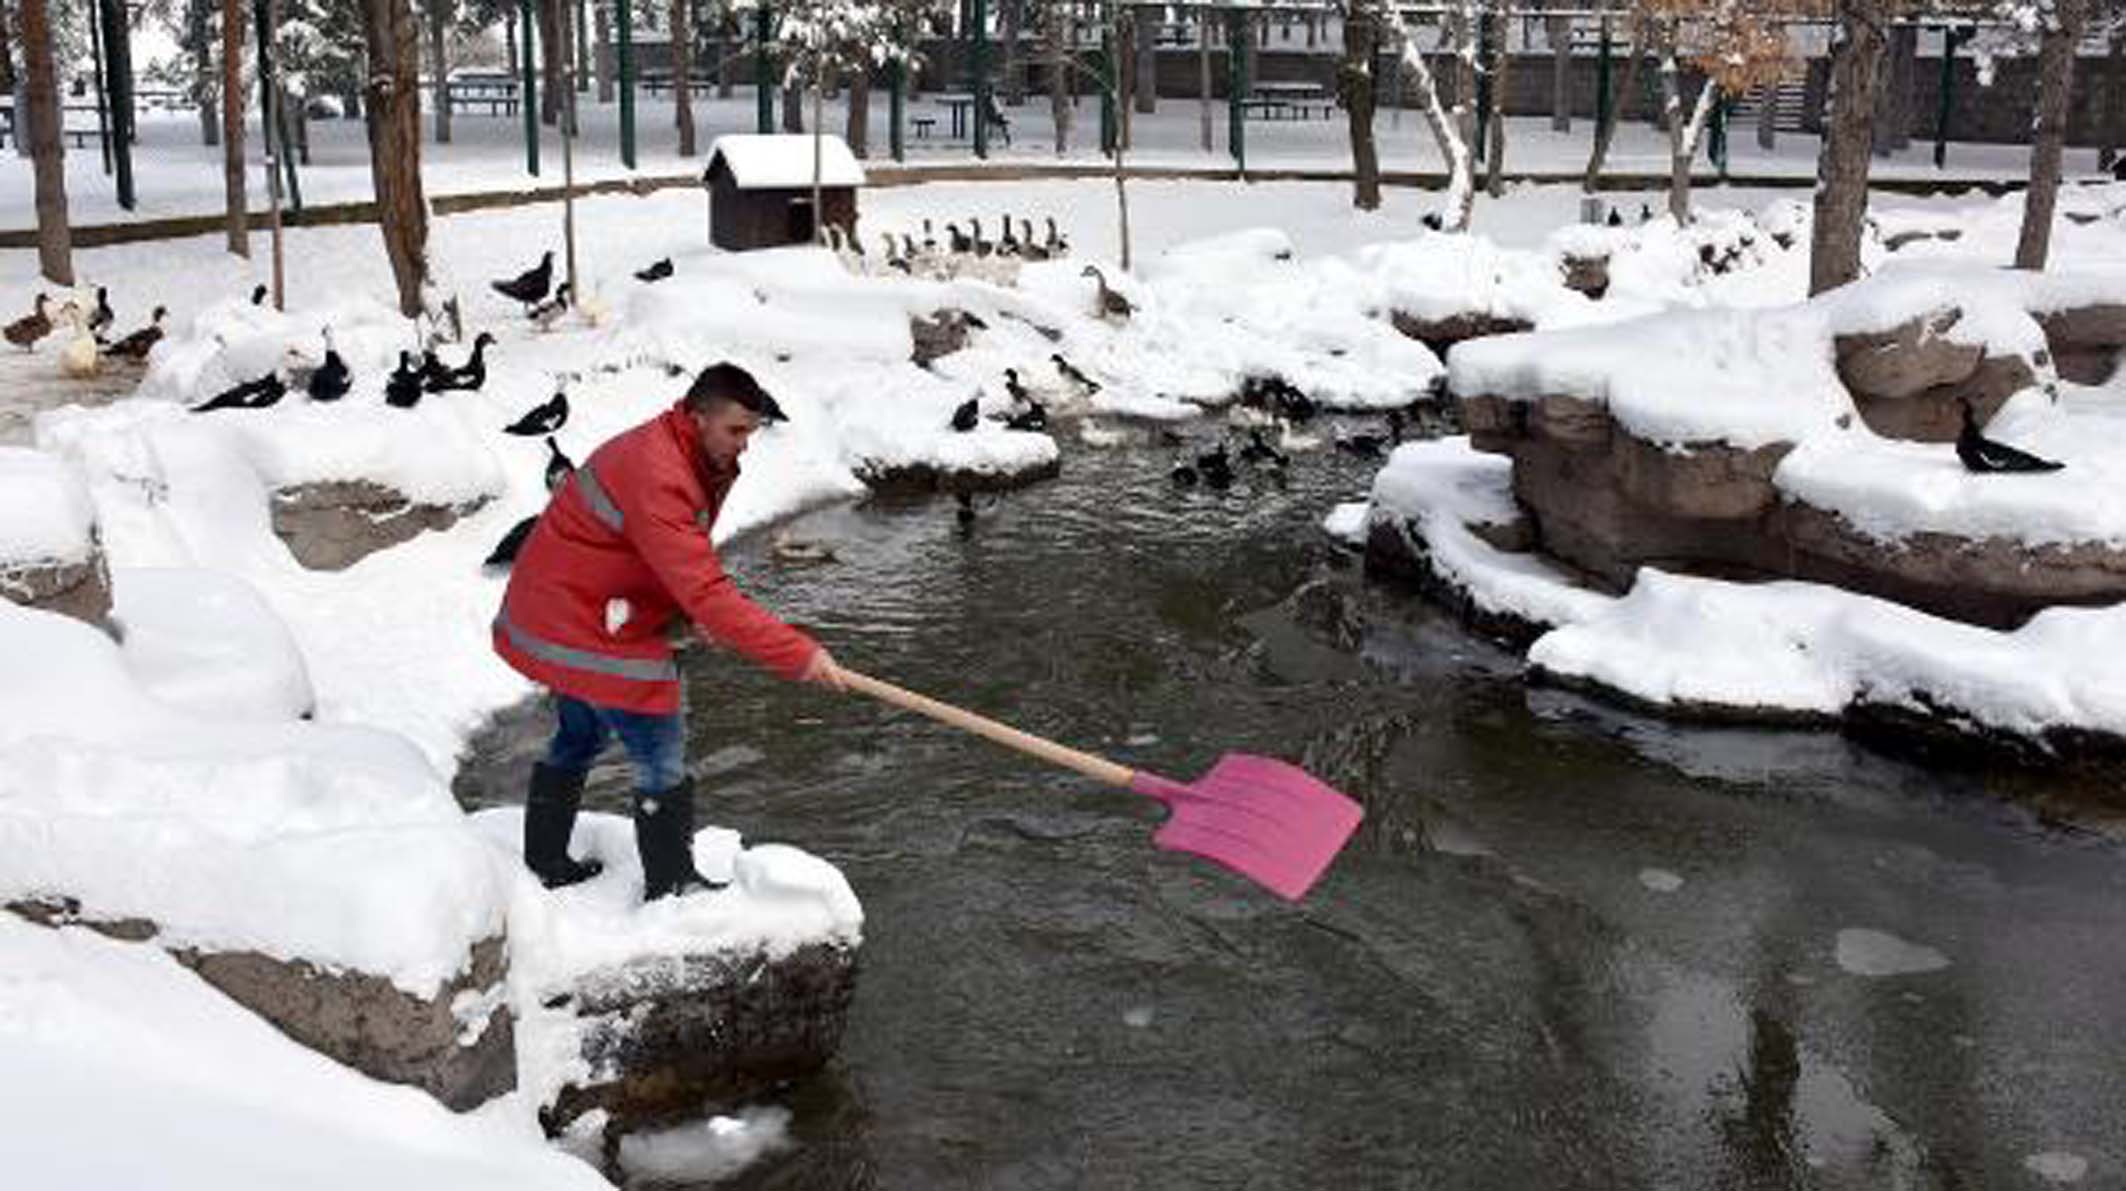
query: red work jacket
[{"left": 492, "top": 403, "right": 819, "bottom": 713}]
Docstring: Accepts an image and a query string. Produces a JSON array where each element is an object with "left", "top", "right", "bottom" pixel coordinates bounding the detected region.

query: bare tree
[
  {"left": 2016, "top": 0, "right": 2089, "bottom": 269},
  {"left": 1584, "top": 8, "right": 1650, "bottom": 190},
  {"left": 1002, "top": 0, "right": 1022, "bottom": 104},
  {"left": 539, "top": 0, "right": 563, "bottom": 124},
  {"left": 845, "top": 63, "right": 870, "bottom": 156},
  {"left": 672, "top": 0, "right": 695, "bottom": 153},
  {"left": 359, "top": 0, "right": 434, "bottom": 316},
  {"left": 1549, "top": 9, "right": 1571, "bottom": 132},
  {"left": 1134, "top": 0, "right": 1156, "bottom": 114},
  {"left": 2104, "top": 13, "right": 2124, "bottom": 173},
  {"left": 1484, "top": 5, "right": 1507, "bottom": 197},
  {"left": 595, "top": 0, "right": 611, "bottom": 100},
  {"left": 1341, "top": 0, "right": 1381, "bottom": 210},
  {"left": 1810, "top": 0, "right": 1889, "bottom": 295},
  {"left": 1044, "top": 0, "right": 1070, "bottom": 153},
  {"left": 222, "top": 0, "right": 247, "bottom": 255},
  {"left": 20, "top": 0, "right": 72, "bottom": 283},
  {"left": 427, "top": 0, "right": 453, "bottom": 142},
  {"left": 1380, "top": 0, "right": 1478, "bottom": 229},
  {"left": 1197, "top": 3, "right": 1212, "bottom": 152}
]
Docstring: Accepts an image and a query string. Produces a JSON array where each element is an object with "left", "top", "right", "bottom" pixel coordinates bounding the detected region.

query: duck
[
  {"left": 86, "top": 286, "right": 115, "bottom": 339},
  {"left": 104, "top": 306, "right": 167, "bottom": 361},
  {"left": 1420, "top": 211, "right": 1444, "bottom": 232},
  {"left": 1275, "top": 416, "right": 1323, "bottom": 453},
  {"left": 1195, "top": 443, "right": 1234, "bottom": 489},
  {"left": 5, "top": 294, "right": 53, "bottom": 350},
  {"left": 1081, "top": 265, "right": 1134, "bottom": 320},
  {"left": 1003, "top": 367, "right": 1032, "bottom": 407},
  {"left": 1003, "top": 398, "right": 1048, "bottom": 433},
  {"left": 306, "top": 328, "right": 352, "bottom": 401},
  {"left": 949, "top": 395, "right": 980, "bottom": 433},
  {"left": 1051, "top": 352, "right": 1099, "bottom": 394},
  {"left": 385, "top": 351, "right": 425, "bottom": 408},
  {"left": 528, "top": 282, "right": 572, "bottom": 331},
  {"left": 192, "top": 370, "right": 287, "bottom": 412},
  {"left": 769, "top": 531, "right": 839, "bottom": 564},
  {"left": 1045, "top": 217, "right": 1067, "bottom": 257},
  {"left": 1238, "top": 426, "right": 1288, "bottom": 468},
  {"left": 543, "top": 436, "right": 575, "bottom": 490},
  {"left": 249, "top": 283, "right": 269, "bottom": 306},
  {"left": 57, "top": 304, "right": 99, "bottom": 378},
  {"left": 483, "top": 515, "right": 540, "bottom": 571},
  {"left": 1639, "top": 202, "right": 1655, "bottom": 224},
  {"left": 1605, "top": 207, "right": 1623, "bottom": 228},
  {"left": 504, "top": 390, "right": 570, "bottom": 437},
  {"left": 1956, "top": 400, "right": 2063, "bottom": 473},
  {"left": 492, "top": 250, "right": 554, "bottom": 309},
  {"left": 425, "top": 332, "right": 496, "bottom": 393},
  {"left": 634, "top": 257, "right": 674, "bottom": 283}
]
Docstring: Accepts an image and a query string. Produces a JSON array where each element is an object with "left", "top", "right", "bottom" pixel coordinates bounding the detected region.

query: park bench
[
  {"left": 912, "top": 115, "right": 937, "bottom": 139},
  {"left": 447, "top": 77, "right": 520, "bottom": 116}
]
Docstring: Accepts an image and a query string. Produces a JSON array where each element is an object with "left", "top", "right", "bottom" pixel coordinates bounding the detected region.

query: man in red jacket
[{"left": 494, "top": 362, "right": 845, "bottom": 899}]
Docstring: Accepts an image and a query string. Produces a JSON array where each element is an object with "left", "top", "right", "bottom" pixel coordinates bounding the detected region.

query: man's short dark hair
[{"left": 683, "top": 362, "right": 787, "bottom": 422}]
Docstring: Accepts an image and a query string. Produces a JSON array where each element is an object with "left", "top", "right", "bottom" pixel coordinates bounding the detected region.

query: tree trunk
[
  {"left": 1548, "top": 13, "right": 1569, "bottom": 132},
  {"left": 2101, "top": 26, "right": 2124, "bottom": 173},
  {"left": 1873, "top": 22, "right": 1915, "bottom": 156},
  {"left": 1048, "top": 3, "right": 1070, "bottom": 153},
  {"left": 1135, "top": 2, "right": 1156, "bottom": 114},
  {"left": 671, "top": 0, "right": 693, "bottom": 153},
  {"left": 595, "top": 0, "right": 612, "bottom": 101},
  {"left": 539, "top": 0, "right": 563, "bottom": 126},
  {"left": 185, "top": 0, "right": 219, "bottom": 145},
  {"left": 1484, "top": 5, "right": 1507, "bottom": 198},
  {"left": 505, "top": 7, "right": 517, "bottom": 75},
  {"left": 222, "top": 0, "right": 246, "bottom": 255},
  {"left": 716, "top": 13, "right": 733, "bottom": 99},
  {"left": 1118, "top": 9, "right": 1135, "bottom": 150},
  {"left": 1810, "top": 0, "right": 1888, "bottom": 296},
  {"left": 846, "top": 67, "right": 870, "bottom": 157},
  {"left": 430, "top": 0, "right": 451, "bottom": 143},
  {"left": 1668, "top": 70, "right": 1717, "bottom": 224},
  {"left": 1451, "top": 2, "right": 1476, "bottom": 154},
  {"left": 1584, "top": 15, "right": 1647, "bottom": 192},
  {"left": 2017, "top": 0, "right": 2086, "bottom": 270},
  {"left": 20, "top": 0, "right": 71, "bottom": 283},
  {"left": 574, "top": 0, "right": 589, "bottom": 91},
  {"left": 1003, "top": 0, "right": 1023, "bottom": 105},
  {"left": 360, "top": 0, "right": 433, "bottom": 317},
  {"left": 1342, "top": 3, "right": 1379, "bottom": 211},
  {"left": 1198, "top": 3, "right": 1211, "bottom": 152},
  {"left": 1386, "top": 6, "right": 1475, "bottom": 230},
  {"left": 1757, "top": 81, "right": 1777, "bottom": 150},
  {"left": 782, "top": 83, "right": 802, "bottom": 132}
]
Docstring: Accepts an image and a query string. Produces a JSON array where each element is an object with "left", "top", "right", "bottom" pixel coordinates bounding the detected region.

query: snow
[
  {"left": 112, "top": 567, "right": 317, "bottom": 722},
  {"left": 0, "top": 446, "right": 96, "bottom": 567},
  {"left": 1832, "top": 928, "right": 1951, "bottom": 978},
  {"left": 707, "top": 132, "right": 866, "bottom": 190},
  {"left": 0, "top": 917, "right": 609, "bottom": 1191}
]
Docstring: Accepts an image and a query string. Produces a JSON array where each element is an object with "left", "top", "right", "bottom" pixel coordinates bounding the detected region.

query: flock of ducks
[
  {"left": 5, "top": 286, "right": 168, "bottom": 378},
  {"left": 829, "top": 214, "right": 1074, "bottom": 286}
]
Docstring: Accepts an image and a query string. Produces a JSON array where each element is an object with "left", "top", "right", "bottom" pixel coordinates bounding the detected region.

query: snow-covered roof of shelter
[{"left": 705, "top": 134, "right": 866, "bottom": 190}]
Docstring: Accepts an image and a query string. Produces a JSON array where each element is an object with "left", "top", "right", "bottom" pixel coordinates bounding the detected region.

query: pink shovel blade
[{"left": 1130, "top": 754, "right": 1364, "bottom": 902}]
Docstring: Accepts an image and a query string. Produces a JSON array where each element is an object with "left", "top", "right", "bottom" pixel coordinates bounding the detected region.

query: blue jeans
[{"left": 544, "top": 695, "right": 687, "bottom": 796}]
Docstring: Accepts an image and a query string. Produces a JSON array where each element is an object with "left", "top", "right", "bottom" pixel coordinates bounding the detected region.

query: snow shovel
[{"left": 840, "top": 669, "right": 1363, "bottom": 901}]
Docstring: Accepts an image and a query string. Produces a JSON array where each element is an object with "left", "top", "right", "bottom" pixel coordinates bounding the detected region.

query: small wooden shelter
[{"left": 703, "top": 134, "right": 865, "bottom": 252}]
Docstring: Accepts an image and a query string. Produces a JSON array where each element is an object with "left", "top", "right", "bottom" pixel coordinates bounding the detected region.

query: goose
[
  {"left": 104, "top": 306, "right": 167, "bottom": 362},
  {"left": 1081, "top": 265, "right": 1134, "bottom": 320},
  {"left": 998, "top": 218, "right": 1021, "bottom": 257},
  {"left": 5, "top": 294, "right": 53, "bottom": 351},
  {"left": 970, "top": 217, "right": 992, "bottom": 258},
  {"left": 1044, "top": 217, "right": 1067, "bottom": 257},
  {"left": 947, "top": 222, "right": 973, "bottom": 254},
  {"left": 1020, "top": 219, "right": 1050, "bottom": 262}
]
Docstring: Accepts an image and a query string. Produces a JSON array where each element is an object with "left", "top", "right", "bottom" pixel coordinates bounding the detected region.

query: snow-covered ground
[{"left": 4, "top": 149, "right": 2124, "bottom": 1186}]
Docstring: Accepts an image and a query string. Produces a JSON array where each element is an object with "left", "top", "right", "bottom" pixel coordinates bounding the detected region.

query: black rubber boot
[
  {"left": 524, "top": 763, "right": 604, "bottom": 889},
  {"left": 634, "top": 778, "right": 726, "bottom": 901}
]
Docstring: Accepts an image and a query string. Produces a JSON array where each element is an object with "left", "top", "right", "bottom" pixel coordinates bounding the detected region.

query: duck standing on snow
[
  {"left": 949, "top": 396, "right": 980, "bottom": 433},
  {"left": 385, "top": 352, "right": 425, "bottom": 408},
  {"left": 1956, "top": 400, "right": 2064, "bottom": 473},
  {"left": 634, "top": 257, "right": 674, "bottom": 283},
  {"left": 1082, "top": 265, "right": 1134, "bottom": 321},
  {"left": 505, "top": 390, "right": 570, "bottom": 437},
  {"left": 5, "top": 294, "right": 53, "bottom": 351},
  {"left": 249, "top": 283, "right": 269, "bottom": 306},
  {"left": 543, "top": 436, "right": 575, "bottom": 490},
  {"left": 87, "top": 286, "right": 115, "bottom": 339},
  {"left": 104, "top": 306, "right": 167, "bottom": 362},
  {"left": 492, "top": 251, "right": 555, "bottom": 310},
  {"left": 528, "top": 282, "right": 572, "bottom": 332},
  {"left": 57, "top": 303, "right": 99, "bottom": 378},
  {"left": 307, "top": 328, "right": 352, "bottom": 402},
  {"left": 192, "top": 370, "right": 287, "bottom": 413},
  {"left": 425, "top": 332, "right": 496, "bottom": 393}
]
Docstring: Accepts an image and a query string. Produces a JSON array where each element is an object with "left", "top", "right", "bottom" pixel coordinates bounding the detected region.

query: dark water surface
[{"left": 459, "top": 429, "right": 2126, "bottom": 1191}]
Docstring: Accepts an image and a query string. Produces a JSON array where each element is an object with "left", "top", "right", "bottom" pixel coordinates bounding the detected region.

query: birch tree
[{"left": 1379, "top": 1, "right": 1479, "bottom": 230}]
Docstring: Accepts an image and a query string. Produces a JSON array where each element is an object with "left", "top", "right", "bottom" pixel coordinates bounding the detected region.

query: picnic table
[
  {"left": 936, "top": 92, "right": 977, "bottom": 139},
  {"left": 639, "top": 72, "right": 716, "bottom": 97},
  {"left": 0, "top": 102, "right": 112, "bottom": 150},
  {"left": 1245, "top": 81, "right": 1337, "bottom": 120}
]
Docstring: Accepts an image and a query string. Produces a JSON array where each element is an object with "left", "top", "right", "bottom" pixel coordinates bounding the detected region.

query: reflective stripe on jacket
[{"left": 492, "top": 403, "right": 819, "bottom": 713}]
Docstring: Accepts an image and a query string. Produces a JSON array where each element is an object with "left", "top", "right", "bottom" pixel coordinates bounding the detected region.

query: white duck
[{"left": 57, "top": 302, "right": 99, "bottom": 378}]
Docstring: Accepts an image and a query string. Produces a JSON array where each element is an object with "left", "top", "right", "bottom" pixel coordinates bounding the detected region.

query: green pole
[
  {"left": 1595, "top": 21, "right": 1611, "bottom": 133},
  {"left": 1709, "top": 93, "right": 1728, "bottom": 176},
  {"left": 1934, "top": 26, "right": 1962, "bottom": 170},
  {"left": 1474, "top": 9, "right": 1492, "bottom": 166},
  {"left": 1227, "top": 9, "right": 1246, "bottom": 173},
  {"left": 973, "top": 0, "right": 989, "bottom": 158},
  {"left": 521, "top": 0, "right": 539, "bottom": 175},
  {"left": 756, "top": 2, "right": 774, "bottom": 133},
  {"left": 95, "top": 0, "right": 133, "bottom": 209},
  {"left": 617, "top": 0, "right": 635, "bottom": 167},
  {"left": 889, "top": 56, "right": 906, "bottom": 161}
]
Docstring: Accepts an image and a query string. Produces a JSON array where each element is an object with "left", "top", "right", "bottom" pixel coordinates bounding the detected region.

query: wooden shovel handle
[{"left": 839, "top": 668, "right": 1136, "bottom": 789}]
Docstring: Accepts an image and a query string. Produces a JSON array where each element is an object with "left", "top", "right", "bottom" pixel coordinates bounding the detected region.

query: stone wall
[{"left": 271, "top": 480, "right": 490, "bottom": 572}]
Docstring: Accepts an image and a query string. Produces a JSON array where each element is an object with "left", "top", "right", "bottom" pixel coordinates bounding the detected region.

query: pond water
[{"left": 458, "top": 426, "right": 2126, "bottom": 1190}]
